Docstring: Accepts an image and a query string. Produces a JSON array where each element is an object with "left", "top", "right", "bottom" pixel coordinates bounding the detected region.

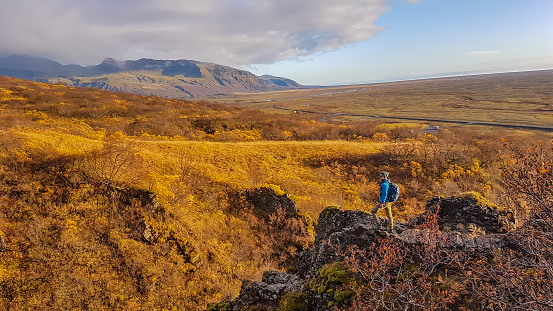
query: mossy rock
[
  {"left": 317, "top": 262, "right": 350, "bottom": 285},
  {"left": 308, "top": 262, "right": 353, "bottom": 295},
  {"left": 314, "top": 285, "right": 326, "bottom": 294},
  {"left": 279, "top": 292, "right": 308, "bottom": 311},
  {"left": 304, "top": 262, "right": 358, "bottom": 308},
  {"left": 258, "top": 183, "right": 286, "bottom": 196}
]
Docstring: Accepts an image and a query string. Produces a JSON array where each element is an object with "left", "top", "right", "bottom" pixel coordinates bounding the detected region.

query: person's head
[{"left": 380, "top": 171, "right": 389, "bottom": 180}]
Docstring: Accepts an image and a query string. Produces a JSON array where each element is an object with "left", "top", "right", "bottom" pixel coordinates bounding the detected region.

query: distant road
[{"left": 273, "top": 105, "right": 553, "bottom": 132}]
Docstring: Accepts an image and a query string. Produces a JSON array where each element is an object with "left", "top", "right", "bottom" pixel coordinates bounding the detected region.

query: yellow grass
[
  {"left": 2, "top": 119, "right": 385, "bottom": 221},
  {"left": 15, "top": 128, "right": 104, "bottom": 156},
  {"left": 140, "top": 139, "right": 384, "bottom": 220}
]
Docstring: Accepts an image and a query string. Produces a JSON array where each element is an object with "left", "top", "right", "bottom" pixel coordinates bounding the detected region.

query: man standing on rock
[{"left": 371, "top": 171, "right": 395, "bottom": 232}]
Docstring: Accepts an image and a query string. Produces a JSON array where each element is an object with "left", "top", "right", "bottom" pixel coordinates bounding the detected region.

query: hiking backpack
[{"left": 385, "top": 180, "right": 400, "bottom": 202}]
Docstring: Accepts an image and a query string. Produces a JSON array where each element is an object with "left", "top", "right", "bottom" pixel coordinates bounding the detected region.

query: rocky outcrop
[
  {"left": 313, "top": 206, "right": 373, "bottom": 243},
  {"left": 398, "top": 227, "right": 506, "bottom": 250},
  {"left": 230, "top": 187, "right": 299, "bottom": 220},
  {"left": 394, "top": 193, "right": 519, "bottom": 251},
  {"left": 212, "top": 193, "right": 520, "bottom": 311},
  {"left": 297, "top": 207, "right": 386, "bottom": 279},
  {"left": 224, "top": 271, "right": 304, "bottom": 310},
  {"left": 422, "top": 193, "right": 518, "bottom": 233}
]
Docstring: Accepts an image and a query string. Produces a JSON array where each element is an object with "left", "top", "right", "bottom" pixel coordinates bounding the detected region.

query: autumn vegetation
[
  {"left": 213, "top": 70, "right": 553, "bottom": 129},
  {"left": 341, "top": 140, "right": 553, "bottom": 310},
  {"left": 0, "top": 75, "right": 551, "bottom": 310}
]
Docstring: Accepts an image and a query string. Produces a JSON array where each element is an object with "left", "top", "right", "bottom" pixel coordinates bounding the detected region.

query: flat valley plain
[{"left": 207, "top": 69, "right": 553, "bottom": 131}]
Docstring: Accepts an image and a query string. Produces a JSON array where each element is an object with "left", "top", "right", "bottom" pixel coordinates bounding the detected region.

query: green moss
[
  {"left": 308, "top": 261, "right": 354, "bottom": 303},
  {"left": 305, "top": 262, "right": 356, "bottom": 307},
  {"left": 334, "top": 290, "right": 355, "bottom": 303},
  {"left": 279, "top": 292, "right": 308, "bottom": 311},
  {"left": 318, "top": 262, "right": 350, "bottom": 284}
]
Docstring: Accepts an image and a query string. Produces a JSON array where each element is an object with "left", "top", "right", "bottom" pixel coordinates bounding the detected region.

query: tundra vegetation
[
  {"left": 338, "top": 139, "right": 553, "bottom": 311},
  {"left": 0, "top": 75, "right": 551, "bottom": 310},
  {"left": 212, "top": 70, "right": 553, "bottom": 129}
]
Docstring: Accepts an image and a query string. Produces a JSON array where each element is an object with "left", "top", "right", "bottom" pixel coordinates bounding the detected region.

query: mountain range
[{"left": 0, "top": 55, "right": 302, "bottom": 97}]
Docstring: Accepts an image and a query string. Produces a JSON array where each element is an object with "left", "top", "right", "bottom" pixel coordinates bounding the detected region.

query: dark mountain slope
[{"left": 0, "top": 55, "right": 303, "bottom": 97}]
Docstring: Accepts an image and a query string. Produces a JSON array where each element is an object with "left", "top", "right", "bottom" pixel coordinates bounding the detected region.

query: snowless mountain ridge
[{"left": 0, "top": 55, "right": 302, "bottom": 98}]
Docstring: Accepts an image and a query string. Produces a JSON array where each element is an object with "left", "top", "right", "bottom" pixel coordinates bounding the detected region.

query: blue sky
[
  {"left": 248, "top": 0, "right": 553, "bottom": 85},
  {"left": 1, "top": 0, "right": 552, "bottom": 85}
]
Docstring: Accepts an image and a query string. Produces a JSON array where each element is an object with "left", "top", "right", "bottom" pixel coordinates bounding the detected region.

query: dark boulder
[
  {"left": 421, "top": 193, "right": 517, "bottom": 234},
  {"left": 226, "top": 271, "right": 304, "bottom": 310},
  {"left": 313, "top": 206, "right": 373, "bottom": 243},
  {"left": 230, "top": 187, "right": 298, "bottom": 220}
]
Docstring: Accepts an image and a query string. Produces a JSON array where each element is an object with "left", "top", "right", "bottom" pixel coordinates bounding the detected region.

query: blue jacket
[{"left": 379, "top": 179, "right": 390, "bottom": 203}]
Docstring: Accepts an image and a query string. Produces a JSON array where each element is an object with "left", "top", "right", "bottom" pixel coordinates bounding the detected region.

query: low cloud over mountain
[{"left": 0, "top": 0, "right": 389, "bottom": 66}]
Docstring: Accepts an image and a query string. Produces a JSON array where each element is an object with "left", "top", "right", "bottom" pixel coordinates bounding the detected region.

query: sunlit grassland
[
  {"left": 10, "top": 125, "right": 385, "bottom": 221},
  {"left": 141, "top": 139, "right": 384, "bottom": 217},
  {"left": 2, "top": 123, "right": 391, "bottom": 306},
  {"left": 209, "top": 70, "right": 553, "bottom": 127},
  {"left": 14, "top": 128, "right": 105, "bottom": 155},
  {"left": 0, "top": 76, "right": 391, "bottom": 224},
  {"left": 1, "top": 126, "right": 388, "bottom": 307}
]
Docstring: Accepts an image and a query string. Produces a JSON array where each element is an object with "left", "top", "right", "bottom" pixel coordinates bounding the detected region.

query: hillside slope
[
  {"left": 0, "top": 55, "right": 302, "bottom": 97},
  {"left": 0, "top": 76, "right": 550, "bottom": 310}
]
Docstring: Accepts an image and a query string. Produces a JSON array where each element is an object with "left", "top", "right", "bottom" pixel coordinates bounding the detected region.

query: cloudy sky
[{"left": 1, "top": 0, "right": 552, "bottom": 85}]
